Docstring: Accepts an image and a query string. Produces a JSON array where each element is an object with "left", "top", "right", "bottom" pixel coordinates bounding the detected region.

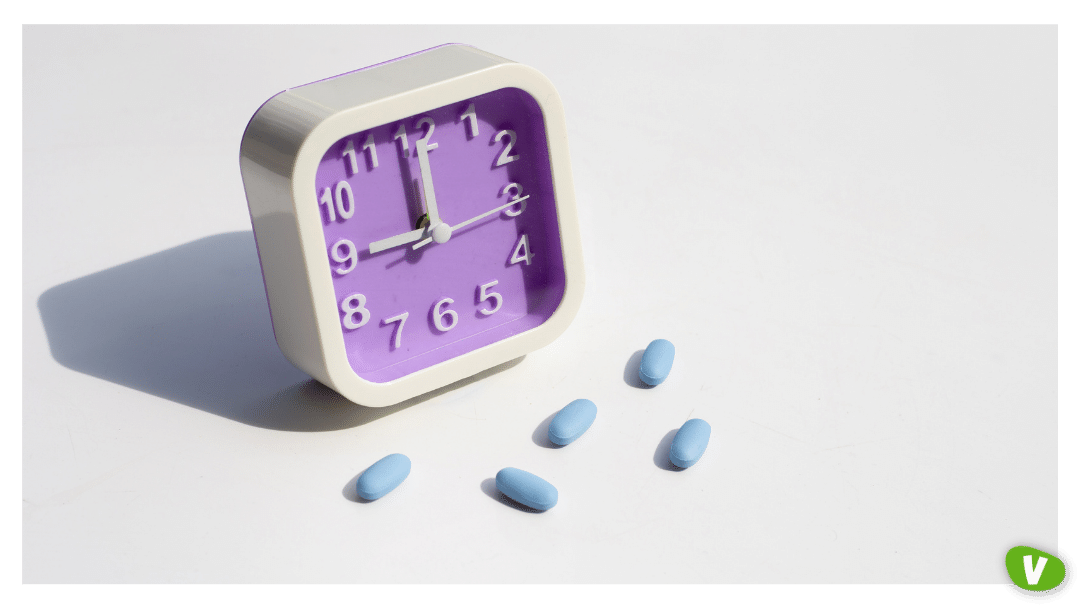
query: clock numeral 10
[{"left": 320, "top": 180, "right": 355, "bottom": 223}]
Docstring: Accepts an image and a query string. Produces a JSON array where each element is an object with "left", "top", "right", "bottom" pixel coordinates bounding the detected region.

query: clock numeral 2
[{"left": 494, "top": 129, "right": 520, "bottom": 166}]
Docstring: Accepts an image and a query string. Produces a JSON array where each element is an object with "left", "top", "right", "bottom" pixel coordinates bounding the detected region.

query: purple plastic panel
[{"left": 314, "top": 87, "right": 566, "bottom": 383}]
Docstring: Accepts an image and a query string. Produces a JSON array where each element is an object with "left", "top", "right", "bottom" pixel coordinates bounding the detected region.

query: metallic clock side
[{"left": 240, "top": 45, "right": 585, "bottom": 407}]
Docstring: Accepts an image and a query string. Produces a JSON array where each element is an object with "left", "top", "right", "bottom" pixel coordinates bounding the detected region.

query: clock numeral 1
[
  {"left": 319, "top": 180, "right": 356, "bottom": 223},
  {"left": 363, "top": 132, "right": 378, "bottom": 168},
  {"left": 394, "top": 124, "right": 409, "bottom": 158},
  {"left": 432, "top": 297, "right": 459, "bottom": 332},
  {"left": 381, "top": 312, "right": 409, "bottom": 349},
  {"left": 342, "top": 139, "right": 359, "bottom": 175},
  {"left": 494, "top": 129, "right": 520, "bottom": 166},
  {"left": 341, "top": 293, "right": 371, "bottom": 330},
  {"left": 510, "top": 233, "right": 534, "bottom": 266},
  {"left": 460, "top": 102, "right": 478, "bottom": 138}
]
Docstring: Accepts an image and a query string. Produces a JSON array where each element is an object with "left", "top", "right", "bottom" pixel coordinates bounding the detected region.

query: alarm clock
[{"left": 239, "top": 44, "right": 584, "bottom": 407}]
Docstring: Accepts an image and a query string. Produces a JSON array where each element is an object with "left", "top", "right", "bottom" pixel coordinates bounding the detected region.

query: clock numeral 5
[
  {"left": 478, "top": 280, "right": 503, "bottom": 315},
  {"left": 320, "top": 180, "right": 355, "bottom": 223}
]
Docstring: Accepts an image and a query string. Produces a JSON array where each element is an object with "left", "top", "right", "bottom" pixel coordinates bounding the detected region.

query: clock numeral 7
[
  {"left": 381, "top": 312, "right": 409, "bottom": 349},
  {"left": 320, "top": 180, "right": 356, "bottom": 223}
]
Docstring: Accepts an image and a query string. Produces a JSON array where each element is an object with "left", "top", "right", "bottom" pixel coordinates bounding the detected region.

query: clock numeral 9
[
  {"left": 329, "top": 239, "right": 358, "bottom": 275},
  {"left": 320, "top": 180, "right": 355, "bottom": 223}
]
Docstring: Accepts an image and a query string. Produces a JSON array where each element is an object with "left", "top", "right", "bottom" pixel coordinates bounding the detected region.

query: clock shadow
[{"left": 37, "top": 230, "right": 523, "bottom": 433}]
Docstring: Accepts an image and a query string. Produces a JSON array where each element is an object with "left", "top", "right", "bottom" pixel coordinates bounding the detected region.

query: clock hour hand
[
  {"left": 412, "top": 195, "right": 530, "bottom": 250},
  {"left": 369, "top": 227, "right": 427, "bottom": 254}
]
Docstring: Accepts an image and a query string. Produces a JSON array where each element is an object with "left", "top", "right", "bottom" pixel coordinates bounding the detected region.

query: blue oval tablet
[
  {"left": 669, "top": 419, "right": 711, "bottom": 468},
  {"left": 548, "top": 398, "right": 597, "bottom": 445},
  {"left": 639, "top": 339, "right": 675, "bottom": 386},
  {"left": 356, "top": 453, "right": 411, "bottom": 500},
  {"left": 495, "top": 467, "right": 558, "bottom": 511}
]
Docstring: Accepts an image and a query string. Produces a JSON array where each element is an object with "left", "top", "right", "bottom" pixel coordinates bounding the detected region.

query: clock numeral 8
[{"left": 341, "top": 293, "right": 371, "bottom": 330}]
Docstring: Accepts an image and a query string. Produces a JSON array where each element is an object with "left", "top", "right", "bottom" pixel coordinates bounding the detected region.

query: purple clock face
[{"left": 314, "top": 87, "right": 566, "bottom": 383}]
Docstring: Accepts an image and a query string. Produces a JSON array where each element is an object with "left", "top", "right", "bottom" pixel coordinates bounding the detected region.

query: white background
[{"left": 22, "top": 26, "right": 1057, "bottom": 583}]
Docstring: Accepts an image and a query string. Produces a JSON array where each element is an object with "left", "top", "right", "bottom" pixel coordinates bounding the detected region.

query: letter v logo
[{"left": 1006, "top": 546, "right": 1067, "bottom": 593}]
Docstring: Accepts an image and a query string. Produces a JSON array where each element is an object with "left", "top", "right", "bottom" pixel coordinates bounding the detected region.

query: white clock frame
[{"left": 239, "top": 44, "right": 585, "bottom": 407}]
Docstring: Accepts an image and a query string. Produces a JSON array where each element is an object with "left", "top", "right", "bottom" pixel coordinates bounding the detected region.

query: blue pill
[
  {"left": 669, "top": 419, "right": 711, "bottom": 468},
  {"left": 495, "top": 467, "right": 558, "bottom": 511},
  {"left": 548, "top": 398, "right": 597, "bottom": 445},
  {"left": 356, "top": 453, "right": 411, "bottom": 500},
  {"left": 639, "top": 339, "right": 675, "bottom": 386}
]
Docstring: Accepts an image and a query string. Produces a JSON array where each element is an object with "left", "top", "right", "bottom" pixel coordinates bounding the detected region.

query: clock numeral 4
[
  {"left": 510, "top": 233, "right": 534, "bottom": 266},
  {"left": 341, "top": 293, "right": 371, "bottom": 330},
  {"left": 320, "top": 180, "right": 356, "bottom": 223},
  {"left": 494, "top": 129, "right": 520, "bottom": 166}
]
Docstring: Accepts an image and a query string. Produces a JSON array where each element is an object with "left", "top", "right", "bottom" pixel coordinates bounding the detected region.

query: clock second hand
[{"left": 412, "top": 195, "right": 530, "bottom": 250}]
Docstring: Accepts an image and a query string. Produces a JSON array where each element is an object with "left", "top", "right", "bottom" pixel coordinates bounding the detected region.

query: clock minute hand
[
  {"left": 412, "top": 196, "right": 530, "bottom": 250},
  {"left": 414, "top": 142, "right": 443, "bottom": 228},
  {"left": 369, "top": 227, "right": 427, "bottom": 254}
]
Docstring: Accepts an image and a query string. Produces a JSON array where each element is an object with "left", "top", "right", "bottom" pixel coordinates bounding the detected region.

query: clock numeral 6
[
  {"left": 320, "top": 180, "right": 355, "bottom": 223},
  {"left": 432, "top": 297, "right": 459, "bottom": 332},
  {"left": 341, "top": 293, "right": 371, "bottom": 330}
]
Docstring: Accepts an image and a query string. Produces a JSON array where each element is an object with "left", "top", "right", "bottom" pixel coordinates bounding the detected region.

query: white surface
[{"left": 22, "top": 25, "right": 1056, "bottom": 583}]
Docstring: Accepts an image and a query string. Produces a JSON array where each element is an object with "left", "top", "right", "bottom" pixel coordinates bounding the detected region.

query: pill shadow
[
  {"left": 341, "top": 471, "right": 376, "bottom": 504},
  {"left": 37, "top": 230, "right": 524, "bottom": 433},
  {"left": 653, "top": 428, "right": 685, "bottom": 471},
  {"left": 530, "top": 410, "right": 566, "bottom": 449},
  {"left": 623, "top": 350, "right": 655, "bottom": 389},
  {"left": 479, "top": 478, "right": 544, "bottom": 513}
]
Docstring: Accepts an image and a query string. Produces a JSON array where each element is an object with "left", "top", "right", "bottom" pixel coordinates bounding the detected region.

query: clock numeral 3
[
  {"left": 501, "top": 182, "right": 527, "bottom": 217},
  {"left": 494, "top": 129, "right": 520, "bottom": 166},
  {"left": 341, "top": 293, "right": 371, "bottom": 330}
]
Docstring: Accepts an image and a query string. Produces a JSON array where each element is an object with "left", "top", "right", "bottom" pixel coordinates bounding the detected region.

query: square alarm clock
[{"left": 239, "top": 44, "right": 585, "bottom": 407}]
